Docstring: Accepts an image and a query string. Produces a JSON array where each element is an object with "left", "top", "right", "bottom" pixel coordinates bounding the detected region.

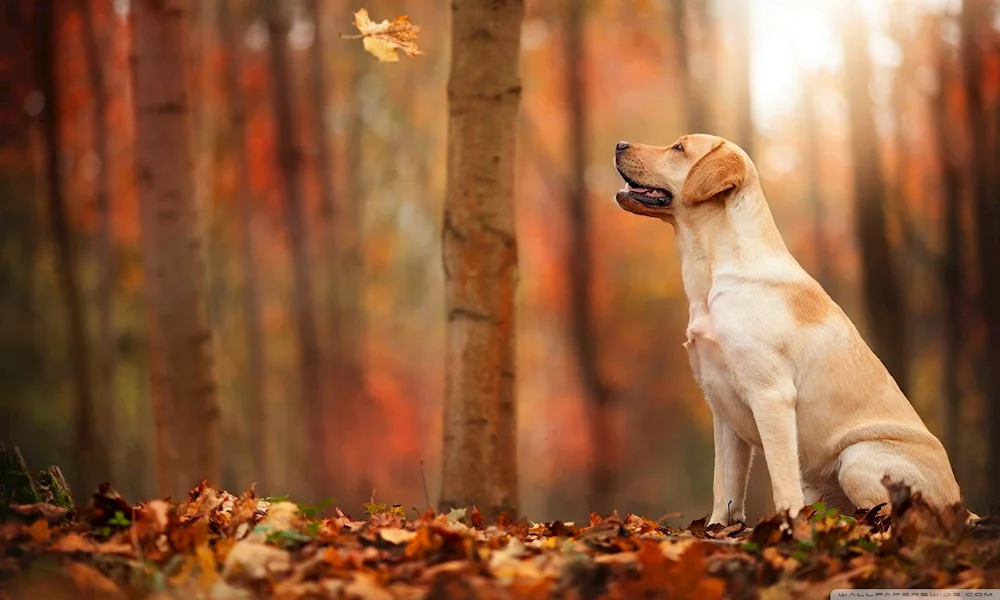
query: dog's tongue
[{"left": 630, "top": 185, "right": 667, "bottom": 198}]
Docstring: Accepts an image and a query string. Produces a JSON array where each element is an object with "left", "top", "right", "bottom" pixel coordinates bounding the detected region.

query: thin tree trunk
[
  {"left": 37, "top": 0, "right": 105, "bottom": 495},
  {"left": 76, "top": 0, "right": 116, "bottom": 484},
  {"left": 731, "top": 0, "right": 753, "bottom": 155},
  {"left": 192, "top": 0, "right": 219, "bottom": 227},
  {"left": 800, "top": 75, "right": 832, "bottom": 292},
  {"left": 308, "top": 0, "right": 366, "bottom": 424},
  {"left": 670, "top": 0, "right": 709, "bottom": 133},
  {"left": 929, "top": 13, "right": 963, "bottom": 464},
  {"left": 564, "top": 0, "right": 615, "bottom": 517},
  {"left": 264, "top": 0, "right": 326, "bottom": 498},
  {"left": 960, "top": 0, "right": 1000, "bottom": 505},
  {"left": 221, "top": 0, "right": 267, "bottom": 492},
  {"left": 839, "top": 0, "right": 910, "bottom": 396},
  {"left": 132, "top": 0, "right": 221, "bottom": 498},
  {"left": 439, "top": 0, "right": 524, "bottom": 521}
]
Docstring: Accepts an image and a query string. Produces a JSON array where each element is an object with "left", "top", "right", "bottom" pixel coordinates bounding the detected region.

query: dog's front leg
[
  {"left": 709, "top": 411, "right": 752, "bottom": 526},
  {"left": 749, "top": 384, "right": 805, "bottom": 517}
]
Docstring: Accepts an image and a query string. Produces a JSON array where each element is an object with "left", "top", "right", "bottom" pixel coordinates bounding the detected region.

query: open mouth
[{"left": 616, "top": 169, "right": 673, "bottom": 207}]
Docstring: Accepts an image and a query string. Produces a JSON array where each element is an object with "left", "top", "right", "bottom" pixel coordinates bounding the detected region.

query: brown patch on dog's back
[{"left": 778, "top": 280, "right": 832, "bottom": 326}]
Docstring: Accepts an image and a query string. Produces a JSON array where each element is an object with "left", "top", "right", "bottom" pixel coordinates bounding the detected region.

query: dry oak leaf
[{"left": 343, "top": 8, "right": 423, "bottom": 63}]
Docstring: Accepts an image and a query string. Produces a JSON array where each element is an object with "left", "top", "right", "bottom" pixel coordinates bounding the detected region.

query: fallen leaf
[
  {"left": 196, "top": 543, "right": 220, "bottom": 589},
  {"left": 47, "top": 532, "right": 97, "bottom": 553},
  {"left": 64, "top": 562, "right": 126, "bottom": 600},
  {"left": 27, "top": 518, "right": 50, "bottom": 543},
  {"left": 10, "top": 503, "right": 70, "bottom": 523},
  {"left": 222, "top": 540, "right": 292, "bottom": 582},
  {"left": 343, "top": 572, "right": 394, "bottom": 600},
  {"left": 379, "top": 527, "right": 417, "bottom": 545},
  {"left": 343, "top": 8, "right": 423, "bottom": 63}
]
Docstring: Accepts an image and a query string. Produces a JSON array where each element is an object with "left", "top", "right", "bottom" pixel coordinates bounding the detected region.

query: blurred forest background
[{"left": 1, "top": 0, "right": 999, "bottom": 523}]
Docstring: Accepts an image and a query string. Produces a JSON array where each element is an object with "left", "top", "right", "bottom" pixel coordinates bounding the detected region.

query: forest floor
[{"left": 1, "top": 480, "right": 999, "bottom": 599}]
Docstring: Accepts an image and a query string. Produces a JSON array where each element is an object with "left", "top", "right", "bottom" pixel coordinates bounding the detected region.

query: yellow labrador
[{"left": 613, "top": 134, "right": 964, "bottom": 525}]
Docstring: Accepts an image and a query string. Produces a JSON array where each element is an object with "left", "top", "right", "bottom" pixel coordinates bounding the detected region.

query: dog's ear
[{"left": 681, "top": 144, "right": 746, "bottom": 204}]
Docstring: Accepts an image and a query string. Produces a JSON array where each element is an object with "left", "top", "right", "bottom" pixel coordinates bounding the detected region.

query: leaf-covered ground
[{"left": 1, "top": 481, "right": 999, "bottom": 599}]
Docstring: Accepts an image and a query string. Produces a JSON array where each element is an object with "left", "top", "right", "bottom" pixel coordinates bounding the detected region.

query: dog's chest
[{"left": 684, "top": 307, "right": 760, "bottom": 446}]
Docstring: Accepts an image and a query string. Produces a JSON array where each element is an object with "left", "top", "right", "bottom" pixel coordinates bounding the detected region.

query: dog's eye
[{"left": 671, "top": 143, "right": 684, "bottom": 152}]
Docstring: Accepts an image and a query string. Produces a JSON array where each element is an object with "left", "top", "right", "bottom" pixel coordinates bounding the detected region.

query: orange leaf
[{"left": 27, "top": 519, "right": 51, "bottom": 543}]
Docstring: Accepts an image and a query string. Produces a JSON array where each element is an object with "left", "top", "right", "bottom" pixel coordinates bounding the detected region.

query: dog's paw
[{"left": 708, "top": 512, "right": 746, "bottom": 527}]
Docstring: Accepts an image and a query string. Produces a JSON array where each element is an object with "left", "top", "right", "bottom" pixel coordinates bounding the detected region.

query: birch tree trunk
[
  {"left": 439, "top": 0, "right": 524, "bottom": 521},
  {"left": 132, "top": 0, "right": 221, "bottom": 498}
]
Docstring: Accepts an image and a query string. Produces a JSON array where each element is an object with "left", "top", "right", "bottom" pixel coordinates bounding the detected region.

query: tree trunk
[
  {"left": 800, "top": 75, "right": 833, "bottom": 292},
  {"left": 564, "top": 0, "right": 615, "bottom": 517},
  {"left": 192, "top": 0, "right": 219, "bottom": 227},
  {"left": 730, "top": 0, "right": 753, "bottom": 155},
  {"left": 132, "top": 0, "right": 221, "bottom": 498},
  {"left": 669, "top": 0, "right": 709, "bottom": 133},
  {"left": 960, "top": 0, "right": 1000, "bottom": 505},
  {"left": 839, "top": 0, "right": 910, "bottom": 396},
  {"left": 929, "top": 13, "right": 963, "bottom": 464},
  {"left": 439, "top": 0, "right": 524, "bottom": 521},
  {"left": 264, "top": 0, "right": 327, "bottom": 498},
  {"left": 307, "top": 0, "right": 366, "bottom": 429},
  {"left": 76, "top": 0, "right": 117, "bottom": 486},
  {"left": 221, "top": 0, "right": 267, "bottom": 493},
  {"left": 37, "top": 0, "right": 106, "bottom": 495}
]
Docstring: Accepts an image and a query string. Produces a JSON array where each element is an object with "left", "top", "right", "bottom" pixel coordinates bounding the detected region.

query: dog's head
[{"left": 613, "top": 134, "right": 751, "bottom": 221}]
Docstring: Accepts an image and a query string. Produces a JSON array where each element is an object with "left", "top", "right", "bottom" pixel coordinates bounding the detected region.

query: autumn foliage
[
  {"left": 3, "top": 1, "right": 1000, "bottom": 591},
  {"left": 2, "top": 480, "right": 999, "bottom": 599}
]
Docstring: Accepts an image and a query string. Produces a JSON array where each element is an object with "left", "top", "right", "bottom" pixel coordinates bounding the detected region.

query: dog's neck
[{"left": 671, "top": 182, "right": 800, "bottom": 309}]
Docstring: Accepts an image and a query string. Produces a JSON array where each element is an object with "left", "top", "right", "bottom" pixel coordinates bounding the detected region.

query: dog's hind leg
[{"left": 836, "top": 442, "right": 912, "bottom": 510}]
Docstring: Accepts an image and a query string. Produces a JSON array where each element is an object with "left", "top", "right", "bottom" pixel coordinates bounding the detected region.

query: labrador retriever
[{"left": 613, "top": 133, "right": 964, "bottom": 525}]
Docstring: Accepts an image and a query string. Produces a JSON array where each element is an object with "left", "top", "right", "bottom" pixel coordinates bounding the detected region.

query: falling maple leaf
[{"left": 341, "top": 8, "right": 423, "bottom": 63}]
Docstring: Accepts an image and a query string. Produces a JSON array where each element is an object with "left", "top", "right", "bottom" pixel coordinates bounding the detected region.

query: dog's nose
[{"left": 616, "top": 141, "right": 630, "bottom": 154}]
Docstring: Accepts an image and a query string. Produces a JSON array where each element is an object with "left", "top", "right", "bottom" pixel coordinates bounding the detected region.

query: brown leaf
[
  {"left": 707, "top": 522, "right": 745, "bottom": 539},
  {"left": 64, "top": 562, "right": 126, "bottom": 600},
  {"left": 134, "top": 499, "right": 171, "bottom": 539},
  {"left": 470, "top": 506, "right": 484, "bottom": 528},
  {"left": 404, "top": 525, "right": 439, "bottom": 559},
  {"left": 344, "top": 9, "right": 423, "bottom": 63},
  {"left": 89, "top": 483, "right": 131, "bottom": 527},
  {"left": 27, "top": 518, "right": 51, "bottom": 543},
  {"left": 617, "top": 539, "right": 725, "bottom": 600},
  {"left": 379, "top": 527, "right": 417, "bottom": 545},
  {"left": 10, "top": 503, "right": 70, "bottom": 523},
  {"left": 222, "top": 540, "right": 292, "bottom": 582},
  {"left": 47, "top": 532, "right": 98, "bottom": 553}
]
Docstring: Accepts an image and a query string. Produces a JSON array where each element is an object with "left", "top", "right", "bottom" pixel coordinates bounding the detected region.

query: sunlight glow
[
  {"left": 747, "top": 0, "right": 842, "bottom": 128},
  {"left": 746, "top": 0, "right": 928, "bottom": 130}
]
